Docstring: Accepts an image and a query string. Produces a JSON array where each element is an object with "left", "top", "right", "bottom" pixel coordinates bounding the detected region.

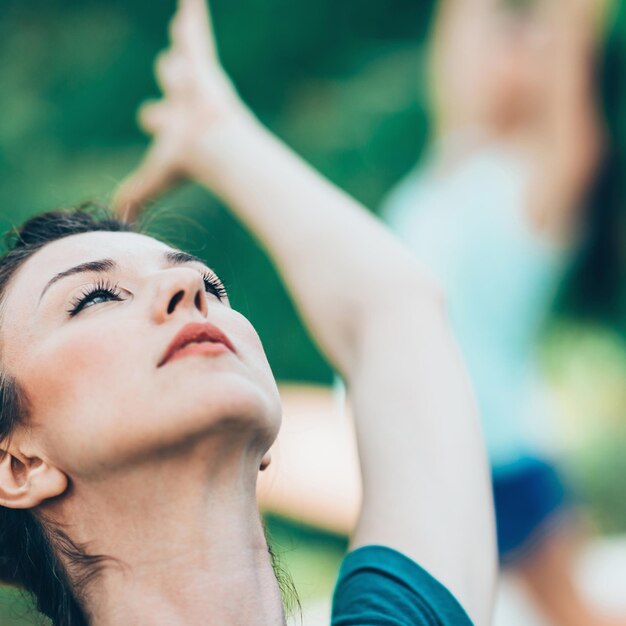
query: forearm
[
  {"left": 527, "top": 2, "right": 602, "bottom": 234},
  {"left": 429, "top": 0, "right": 498, "bottom": 138},
  {"left": 547, "top": 1, "right": 601, "bottom": 196},
  {"left": 187, "top": 114, "right": 436, "bottom": 376}
]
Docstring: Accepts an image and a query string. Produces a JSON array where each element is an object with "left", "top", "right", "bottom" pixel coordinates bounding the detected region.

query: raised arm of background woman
[{"left": 115, "top": 1, "right": 496, "bottom": 623}]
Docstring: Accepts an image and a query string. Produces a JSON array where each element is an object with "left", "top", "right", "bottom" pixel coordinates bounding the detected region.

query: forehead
[
  {"left": 6, "top": 231, "right": 175, "bottom": 310},
  {"left": 22, "top": 229, "right": 172, "bottom": 276}
]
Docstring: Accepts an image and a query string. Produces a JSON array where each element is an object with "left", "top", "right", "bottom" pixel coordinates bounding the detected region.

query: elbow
[
  {"left": 335, "top": 263, "right": 449, "bottom": 376},
  {"left": 390, "top": 264, "right": 448, "bottom": 313},
  {"left": 353, "top": 265, "right": 449, "bottom": 340}
]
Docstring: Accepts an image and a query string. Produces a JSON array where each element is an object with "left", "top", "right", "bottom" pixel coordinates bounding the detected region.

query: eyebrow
[
  {"left": 163, "top": 251, "right": 209, "bottom": 269},
  {"left": 39, "top": 251, "right": 212, "bottom": 302},
  {"left": 39, "top": 259, "right": 117, "bottom": 302}
]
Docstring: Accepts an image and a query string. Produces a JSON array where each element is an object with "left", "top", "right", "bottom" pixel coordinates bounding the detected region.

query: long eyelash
[
  {"left": 67, "top": 279, "right": 122, "bottom": 317},
  {"left": 202, "top": 272, "right": 228, "bottom": 300}
]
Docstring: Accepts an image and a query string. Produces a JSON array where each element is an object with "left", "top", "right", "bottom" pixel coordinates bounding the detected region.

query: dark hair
[
  {"left": 0, "top": 206, "right": 133, "bottom": 625},
  {"left": 0, "top": 206, "right": 300, "bottom": 625}
]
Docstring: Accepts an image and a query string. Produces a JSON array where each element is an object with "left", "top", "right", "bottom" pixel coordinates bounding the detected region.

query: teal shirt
[{"left": 331, "top": 546, "right": 474, "bottom": 625}]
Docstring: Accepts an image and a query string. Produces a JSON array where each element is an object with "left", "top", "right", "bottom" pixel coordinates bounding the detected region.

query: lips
[{"left": 158, "top": 321, "right": 236, "bottom": 367}]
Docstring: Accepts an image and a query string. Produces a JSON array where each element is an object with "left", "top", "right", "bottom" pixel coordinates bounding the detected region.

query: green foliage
[
  {"left": 541, "top": 322, "right": 626, "bottom": 534},
  {"left": 264, "top": 513, "right": 348, "bottom": 604},
  {"left": 574, "top": 432, "right": 626, "bottom": 534},
  {"left": 0, "top": 586, "right": 49, "bottom": 626}
]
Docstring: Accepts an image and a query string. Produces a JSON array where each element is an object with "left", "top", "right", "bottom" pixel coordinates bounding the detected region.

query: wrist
[{"left": 183, "top": 107, "right": 266, "bottom": 187}]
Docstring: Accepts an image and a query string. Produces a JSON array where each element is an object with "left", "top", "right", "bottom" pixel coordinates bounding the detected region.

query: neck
[{"left": 45, "top": 441, "right": 285, "bottom": 626}]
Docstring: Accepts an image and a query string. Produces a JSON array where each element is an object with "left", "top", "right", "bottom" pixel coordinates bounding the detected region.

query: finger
[
  {"left": 175, "top": 0, "right": 218, "bottom": 62},
  {"left": 113, "top": 148, "right": 179, "bottom": 223},
  {"left": 154, "top": 51, "right": 194, "bottom": 97},
  {"left": 137, "top": 100, "right": 169, "bottom": 134}
]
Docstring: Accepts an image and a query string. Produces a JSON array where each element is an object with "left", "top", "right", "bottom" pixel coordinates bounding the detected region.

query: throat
[
  {"left": 86, "top": 501, "right": 286, "bottom": 626},
  {"left": 48, "top": 451, "right": 288, "bottom": 626}
]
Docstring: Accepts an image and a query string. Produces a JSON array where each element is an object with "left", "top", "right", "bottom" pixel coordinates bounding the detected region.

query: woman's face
[
  {"left": 0, "top": 231, "right": 282, "bottom": 479},
  {"left": 436, "top": 3, "right": 552, "bottom": 131}
]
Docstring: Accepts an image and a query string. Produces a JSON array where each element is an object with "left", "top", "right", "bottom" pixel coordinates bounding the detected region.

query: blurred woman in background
[{"left": 383, "top": 0, "right": 623, "bottom": 625}]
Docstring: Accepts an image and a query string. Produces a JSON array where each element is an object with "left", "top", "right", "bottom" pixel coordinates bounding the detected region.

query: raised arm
[
  {"left": 115, "top": 1, "right": 496, "bottom": 622},
  {"left": 430, "top": 0, "right": 606, "bottom": 238},
  {"left": 525, "top": 0, "right": 606, "bottom": 234}
]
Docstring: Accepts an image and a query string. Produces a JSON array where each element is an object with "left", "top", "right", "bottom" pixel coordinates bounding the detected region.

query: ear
[
  {"left": 0, "top": 448, "right": 67, "bottom": 509},
  {"left": 259, "top": 451, "right": 272, "bottom": 472}
]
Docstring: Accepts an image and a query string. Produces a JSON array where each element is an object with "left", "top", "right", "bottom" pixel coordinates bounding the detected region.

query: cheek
[
  {"left": 229, "top": 313, "right": 277, "bottom": 385},
  {"left": 24, "top": 326, "right": 119, "bottom": 404},
  {"left": 209, "top": 310, "right": 282, "bottom": 427},
  {"left": 25, "top": 321, "right": 134, "bottom": 406},
  {"left": 19, "top": 312, "right": 281, "bottom": 476},
  {"left": 19, "top": 322, "right": 142, "bottom": 468}
]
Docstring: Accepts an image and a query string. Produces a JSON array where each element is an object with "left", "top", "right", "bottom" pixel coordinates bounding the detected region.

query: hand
[{"left": 114, "top": 0, "right": 248, "bottom": 222}]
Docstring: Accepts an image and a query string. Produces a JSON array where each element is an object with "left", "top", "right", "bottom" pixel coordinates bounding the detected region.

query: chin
[
  {"left": 78, "top": 382, "right": 281, "bottom": 476},
  {"left": 210, "top": 372, "right": 280, "bottom": 432},
  {"left": 162, "top": 368, "right": 282, "bottom": 446}
]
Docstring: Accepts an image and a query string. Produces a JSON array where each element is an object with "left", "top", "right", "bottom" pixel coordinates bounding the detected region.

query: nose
[{"left": 151, "top": 268, "right": 208, "bottom": 324}]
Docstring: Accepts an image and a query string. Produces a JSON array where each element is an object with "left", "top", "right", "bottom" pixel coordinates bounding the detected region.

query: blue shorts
[{"left": 492, "top": 456, "right": 569, "bottom": 565}]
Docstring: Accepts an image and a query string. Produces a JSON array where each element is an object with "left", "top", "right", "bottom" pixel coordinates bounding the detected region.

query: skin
[
  {"left": 0, "top": 0, "right": 496, "bottom": 624},
  {"left": 0, "top": 230, "right": 283, "bottom": 624},
  {"left": 2, "top": 231, "right": 281, "bottom": 478}
]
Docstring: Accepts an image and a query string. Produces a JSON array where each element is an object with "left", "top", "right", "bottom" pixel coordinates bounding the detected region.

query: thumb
[{"left": 113, "top": 146, "right": 180, "bottom": 223}]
